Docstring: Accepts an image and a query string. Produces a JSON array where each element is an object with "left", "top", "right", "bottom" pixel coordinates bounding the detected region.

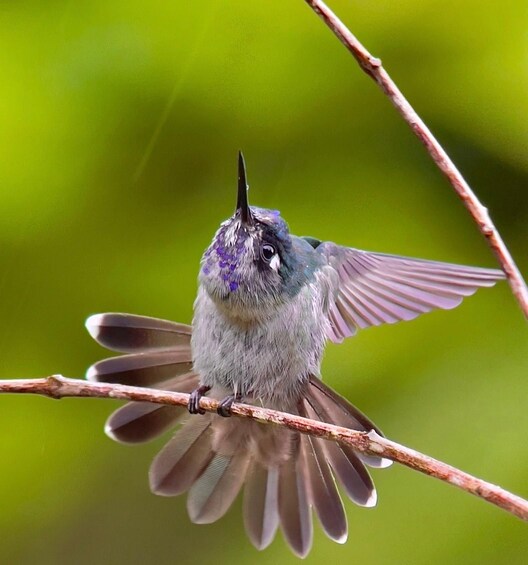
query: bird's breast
[{"left": 191, "top": 284, "right": 328, "bottom": 406}]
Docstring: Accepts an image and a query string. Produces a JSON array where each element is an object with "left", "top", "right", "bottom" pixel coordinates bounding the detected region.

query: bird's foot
[
  {"left": 188, "top": 385, "right": 211, "bottom": 415},
  {"left": 217, "top": 393, "right": 243, "bottom": 417}
]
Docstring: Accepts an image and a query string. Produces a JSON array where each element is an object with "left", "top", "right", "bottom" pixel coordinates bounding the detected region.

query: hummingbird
[{"left": 85, "top": 152, "right": 504, "bottom": 557}]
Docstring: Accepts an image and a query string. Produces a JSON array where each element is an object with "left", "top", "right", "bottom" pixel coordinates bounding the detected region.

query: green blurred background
[{"left": 0, "top": 1, "right": 527, "bottom": 563}]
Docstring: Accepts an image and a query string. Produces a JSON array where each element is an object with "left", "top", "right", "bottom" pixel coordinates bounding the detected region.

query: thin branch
[
  {"left": 304, "top": 0, "right": 528, "bottom": 319},
  {"left": 1, "top": 375, "right": 527, "bottom": 521}
]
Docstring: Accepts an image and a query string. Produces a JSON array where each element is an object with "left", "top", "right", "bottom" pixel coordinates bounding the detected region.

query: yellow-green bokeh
[{"left": 0, "top": 1, "right": 526, "bottom": 564}]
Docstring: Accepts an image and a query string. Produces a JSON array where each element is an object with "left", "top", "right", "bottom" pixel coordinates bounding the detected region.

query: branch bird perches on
[{"left": 0, "top": 375, "right": 526, "bottom": 522}]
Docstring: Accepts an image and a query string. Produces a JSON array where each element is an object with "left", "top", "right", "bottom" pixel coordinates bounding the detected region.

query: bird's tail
[{"left": 86, "top": 313, "right": 391, "bottom": 558}]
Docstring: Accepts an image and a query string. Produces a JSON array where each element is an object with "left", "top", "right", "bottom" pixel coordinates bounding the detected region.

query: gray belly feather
[{"left": 191, "top": 283, "right": 329, "bottom": 407}]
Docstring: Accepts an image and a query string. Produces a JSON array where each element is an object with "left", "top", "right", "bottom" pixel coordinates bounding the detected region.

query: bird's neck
[{"left": 196, "top": 286, "right": 281, "bottom": 328}]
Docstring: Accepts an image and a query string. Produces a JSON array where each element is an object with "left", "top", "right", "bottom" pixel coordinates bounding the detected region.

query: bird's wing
[{"left": 316, "top": 242, "right": 505, "bottom": 343}]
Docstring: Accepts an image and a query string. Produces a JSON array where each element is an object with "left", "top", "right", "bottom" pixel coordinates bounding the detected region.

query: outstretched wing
[{"left": 316, "top": 243, "right": 505, "bottom": 343}]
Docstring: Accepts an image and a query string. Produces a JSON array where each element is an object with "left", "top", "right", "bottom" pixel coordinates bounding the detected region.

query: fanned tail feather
[
  {"left": 187, "top": 451, "right": 250, "bottom": 524},
  {"left": 85, "top": 313, "right": 191, "bottom": 353},
  {"left": 105, "top": 372, "right": 200, "bottom": 443},
  {"left": 308, "top": 376, "right": 392, "bottom": 469},
  {"left": 305, "top": 385, "right": 377, "bottom": 507},
  {"left": 243, "top": 461, "right": 279, "bottom": 550},
  {"left": 85, "top": 314, "right": 197, "bottom": 444},
  {"left": 86, "top": 313, "right": 390, "bottom": 556},
  {"left": 278, "top": 435, "right": 313, "bottom": 558},
  {"left": 86, "top": 350, "right": 192, "bottom": 387},
  {"left": 300, "top": 402, "right": 347, "bottom": 544},
  {"left": 150, "top": 415, "right": 214, "bottom": 496}
]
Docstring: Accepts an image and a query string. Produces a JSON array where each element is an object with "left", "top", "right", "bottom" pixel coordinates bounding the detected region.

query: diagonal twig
[
  {"left": 304, "top": 0, "right": 528, "bottom": 319},
  {"left": 0, "top": 375, "right": 527, "bottom": 521}
]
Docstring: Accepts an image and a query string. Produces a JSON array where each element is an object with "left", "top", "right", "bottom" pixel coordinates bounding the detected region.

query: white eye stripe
[{"left": 269, "top": 254, "right": 280, "bottom": 271}]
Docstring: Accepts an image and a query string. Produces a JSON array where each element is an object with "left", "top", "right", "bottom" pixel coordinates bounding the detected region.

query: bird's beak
[{"left": 237, "top": 151, "right": 253, "bottom": 226}]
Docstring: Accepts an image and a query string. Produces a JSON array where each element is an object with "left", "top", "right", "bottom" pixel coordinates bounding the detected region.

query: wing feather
[{"left": 318, "top": 244, "right": 504, "bottom": 342}]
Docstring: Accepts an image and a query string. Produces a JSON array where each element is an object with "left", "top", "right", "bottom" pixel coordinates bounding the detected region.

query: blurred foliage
[{"left": 0, "top": 1, "right": 527, "bottom": 564}]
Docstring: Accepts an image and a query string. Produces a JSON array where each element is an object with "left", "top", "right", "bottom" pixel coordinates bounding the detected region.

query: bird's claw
[
  {"left": 188, "top": 385, "right": 211, "bottom": 415},
  {"left": 217, "top": 393, "right": 242, "bottom": 417}
]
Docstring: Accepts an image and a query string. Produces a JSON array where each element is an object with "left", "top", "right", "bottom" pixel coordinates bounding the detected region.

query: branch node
[
  {"left": 480, "top": 224, "right": 493, "bottom": 237},
  {"left": 369, "top": 55, "right": 382, "bottom": 68},
  {"left": 46, "top": 374, "right": 65, "bottom": 399},
  {"left": 366, "top": 429, "right": 385, "bottom": 453}
]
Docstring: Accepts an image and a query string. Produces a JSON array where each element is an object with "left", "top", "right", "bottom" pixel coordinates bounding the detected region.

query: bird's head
[{"left": 199, "top": 153, "right": 302, "bottom": 316}]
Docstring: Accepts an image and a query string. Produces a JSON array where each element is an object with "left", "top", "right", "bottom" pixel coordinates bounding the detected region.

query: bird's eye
[{"left": 260, "top": 244, "right": 276, "bottom": 262}]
